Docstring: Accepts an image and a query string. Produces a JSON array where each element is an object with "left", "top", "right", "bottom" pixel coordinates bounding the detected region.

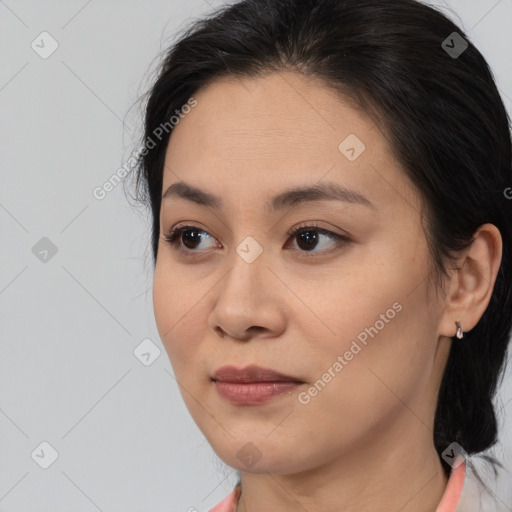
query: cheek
[
  {"left": 153, "top": 266, "right": 175, "bottom": 345},
  {"left": 302, "top": 245, "right": 434, "bottom": 404},
  {"left": 152, "top": 263, "right": 201, "bottom": 367},
  {"left": 298, "top": 262, "right": 402, "bottom": 358},
  {"left": 292, "top": 301, "right": 429, "bottom": 458},
  {"left": 335, "top": 299, "right": 433, "bottom": 416}
]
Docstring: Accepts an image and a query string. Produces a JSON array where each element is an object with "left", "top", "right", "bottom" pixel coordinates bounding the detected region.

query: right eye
[{"left": 163, "top": 224, "right": 219, "bottom": 253}]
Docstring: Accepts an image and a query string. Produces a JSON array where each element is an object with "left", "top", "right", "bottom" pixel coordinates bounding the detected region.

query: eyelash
[{"left": 163, "top": 222, "right": 350, "bottom": 259}]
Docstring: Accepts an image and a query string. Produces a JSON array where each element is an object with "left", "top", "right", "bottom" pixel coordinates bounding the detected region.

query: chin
[{"left": 208, "top": 437, "right": 306, "bottom": 475}]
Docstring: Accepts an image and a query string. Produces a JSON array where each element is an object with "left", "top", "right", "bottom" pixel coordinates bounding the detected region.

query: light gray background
[{"left": 1, "top": 1, "right": 511, "bottom": 510}]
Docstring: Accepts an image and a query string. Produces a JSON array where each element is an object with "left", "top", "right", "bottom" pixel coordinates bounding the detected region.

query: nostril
[{"left": 214, "top": 325, "right": 264, "bottom": 340}]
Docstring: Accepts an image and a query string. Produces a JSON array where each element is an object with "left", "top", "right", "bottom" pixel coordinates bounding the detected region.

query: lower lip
[{"left": 214, "top": 380, "right": 303, "bottom": 405}]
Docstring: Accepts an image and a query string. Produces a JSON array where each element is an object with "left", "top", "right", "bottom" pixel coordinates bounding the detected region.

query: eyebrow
[{"left": 162, "top": 181, "right": 376, "bottom": 212}]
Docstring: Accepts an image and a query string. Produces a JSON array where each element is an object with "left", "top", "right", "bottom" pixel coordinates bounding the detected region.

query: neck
[{"left": 235, "top": 424, "right": 449, "bottom": 512}]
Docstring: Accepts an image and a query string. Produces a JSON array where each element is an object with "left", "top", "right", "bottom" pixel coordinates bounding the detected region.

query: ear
[{"left": 439, "top": 223, "right": 502, "bottom": 338}]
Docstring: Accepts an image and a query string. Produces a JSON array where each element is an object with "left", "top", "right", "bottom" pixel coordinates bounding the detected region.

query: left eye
[
  {"left": 286, "top": 224, "right": 348, "bottom": 254},
  {"left": 163, "top": 223, "right": 349, "bottom": 257}
]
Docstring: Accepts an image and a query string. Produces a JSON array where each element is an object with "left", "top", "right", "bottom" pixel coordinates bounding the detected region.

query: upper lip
[{"left": 212, "top": 364, "right": 304, "bottom": 383}]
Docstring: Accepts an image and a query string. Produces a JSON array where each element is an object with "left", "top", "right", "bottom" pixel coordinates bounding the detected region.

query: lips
[
  {"left": 212, "top": 364, "right": 305, "bottom": 405},
  {"left": 211, "top": 364, "right": 304, "bottom": 383}
]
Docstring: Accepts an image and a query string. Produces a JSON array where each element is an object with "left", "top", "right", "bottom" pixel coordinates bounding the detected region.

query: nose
[
  {"left": 213, "top": 324, "right": 265, "bottom": 340},
  {"left": 207, "top": 249, "right": 287, "bottom": 342}
]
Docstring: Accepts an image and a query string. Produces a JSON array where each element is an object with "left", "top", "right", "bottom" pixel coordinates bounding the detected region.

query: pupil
[
  {"left": 298, "top": 230, "right": 318, "bottom": 251},
  {"left": 183, "top": 229, "right": 202, "bottom": 249}
]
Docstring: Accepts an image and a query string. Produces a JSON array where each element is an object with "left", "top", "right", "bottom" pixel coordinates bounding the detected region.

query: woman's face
[{"left": 153, "top": 71, "right": 451, "bottom": 475}]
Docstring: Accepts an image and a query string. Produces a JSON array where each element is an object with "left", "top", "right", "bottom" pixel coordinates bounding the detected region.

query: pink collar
[
  {"left": 209, "top": 483, "right": 241, "bottom": 512},
  {"left": 209, "top": 461, "right": 466, "bottom": 512},
  {"left": 436, "top": 460, "right": 466, "bottom": 512}
]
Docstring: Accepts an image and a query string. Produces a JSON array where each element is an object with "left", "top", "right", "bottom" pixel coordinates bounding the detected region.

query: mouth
[
  {"left": 211, "top": 364, "right": 305, "bottom": 384},
  {"left": 211, "top": 365, "right": 305, "bottom": 405}
]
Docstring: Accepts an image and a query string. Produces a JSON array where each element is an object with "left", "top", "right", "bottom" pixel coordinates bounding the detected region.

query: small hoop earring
[{"left": 455, "top": 320, "right": 463, "bottom": 339}]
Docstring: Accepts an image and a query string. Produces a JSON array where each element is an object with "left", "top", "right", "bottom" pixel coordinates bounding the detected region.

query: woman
[{"left": 131, "top": 0, "right": 512, "bottom": 510}]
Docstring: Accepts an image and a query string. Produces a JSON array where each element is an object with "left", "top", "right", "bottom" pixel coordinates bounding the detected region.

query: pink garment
[
  {"left": 209, "top": 482, "right": 241, "bottom": 512},
  {"left": 436, "top": 460, "right": 466, "bottom": 512},
  {"left": 209, "top": 461, "right": 466, "bottom": 512}
]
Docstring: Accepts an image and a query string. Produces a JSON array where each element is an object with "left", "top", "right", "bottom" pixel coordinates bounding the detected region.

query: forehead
[
  {"left": 162, "top": 71, "right": 419, "bottom": 213},
  {"left": 168, "top": 72, "right": 374, "bottom": 158}
]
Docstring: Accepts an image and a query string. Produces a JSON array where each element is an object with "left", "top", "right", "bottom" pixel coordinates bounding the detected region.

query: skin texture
[{"left": 152, "top": 71, "right": 502, "bottom": 512}]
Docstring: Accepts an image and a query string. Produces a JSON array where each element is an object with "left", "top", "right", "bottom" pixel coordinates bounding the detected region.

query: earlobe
[{"left": 439, "top": 223, "right": 502, "bottom": 338}]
